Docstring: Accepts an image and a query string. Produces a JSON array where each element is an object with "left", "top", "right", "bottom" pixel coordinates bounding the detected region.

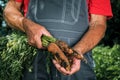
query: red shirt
[{"left": 16, "top": 0, "right": 113, "bottom": 18}]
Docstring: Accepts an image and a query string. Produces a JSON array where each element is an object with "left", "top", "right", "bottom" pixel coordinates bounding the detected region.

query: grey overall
[{"left": 22, "top": 0, "right": 96, "bottom": 80}]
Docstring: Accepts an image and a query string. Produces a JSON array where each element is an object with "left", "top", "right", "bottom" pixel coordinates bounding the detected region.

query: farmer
[{"left": 4, "top": 0, "right": 113, "bottom": 80}]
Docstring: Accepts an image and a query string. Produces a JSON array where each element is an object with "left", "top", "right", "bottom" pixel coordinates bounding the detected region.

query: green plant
[
  {"left": 93, "top": 44, "right": 120, "bottom": 80},
  {"left": 0, "top": 30, "right": 37, "bottom": 80}
]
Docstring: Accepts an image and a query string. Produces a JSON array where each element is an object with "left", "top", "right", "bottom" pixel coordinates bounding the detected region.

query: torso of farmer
[{"left": 16, "top": 0, "right": 112, "bottom": 46}]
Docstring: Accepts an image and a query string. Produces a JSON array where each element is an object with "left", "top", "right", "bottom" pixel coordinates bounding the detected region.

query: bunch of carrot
[{"left": 42, "top": 35, "right": 86, "bottom": 71}]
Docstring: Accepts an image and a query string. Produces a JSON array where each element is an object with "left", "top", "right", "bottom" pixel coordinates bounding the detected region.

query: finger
[
  {"left": 42, "top": 28, "right": 52, "bottom": 37},
  {"left": 45, "top": 33, "right": 52, "bottom": 37},
  {"left": 28, "top": 37, "right": 36, "bottom": 47},
  {"left": 59, "top": 67, "right": 70, "bottom": 75},
  {"left": 52, "top": 60, "right": 70, "bottom": 75},
  {"left": 35, "top": 36, "right": 43, "bottom": 49},
  {"left": 52, "top": 59, "right": 61, "bottom": 68},
  {"left": 69, "top": 59, "right": 80, "bottom": 75}
]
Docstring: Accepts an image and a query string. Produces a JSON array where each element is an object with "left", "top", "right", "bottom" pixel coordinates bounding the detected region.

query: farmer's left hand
[{"left": 52, "top": 57, "right": 81, "bottom": 75}]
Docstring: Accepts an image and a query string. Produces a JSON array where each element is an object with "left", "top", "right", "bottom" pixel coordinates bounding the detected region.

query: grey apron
[{"left": 22, "top": 0, "right": 96, "bottom": 80}]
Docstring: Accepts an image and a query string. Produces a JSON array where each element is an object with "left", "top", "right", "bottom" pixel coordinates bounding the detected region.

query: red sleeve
[
  {"left": 15, "top": 0, "right": 29, "bottom": 16},
  {"left": 15, "top": 0, "right": 23, "bottom": 2},
  {"left": 89, "top": 0, "right": 113, "bottom": 19}
]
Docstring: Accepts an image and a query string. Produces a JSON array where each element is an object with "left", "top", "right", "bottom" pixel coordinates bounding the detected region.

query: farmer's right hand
[{"left": 22, "top": 18, "right": 52, "bottom": 49}]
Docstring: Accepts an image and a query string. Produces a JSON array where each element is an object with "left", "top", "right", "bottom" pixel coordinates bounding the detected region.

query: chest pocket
[{"left": 29, "top": 0, "right": 82, "bottom": 25}]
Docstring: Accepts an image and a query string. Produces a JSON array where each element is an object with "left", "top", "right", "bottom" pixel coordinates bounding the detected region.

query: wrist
[
  {"left": 72, "top": 48, "right": 87, "bottom": 63},
  {"left": 72, "top": 48, "right": 84, "bottom": 59},
  {"left": 72, "top": 47, "right": 82, "bottom": 55},
  {"left": 22, "top": 18, "right": 31, "bottom": 33}
]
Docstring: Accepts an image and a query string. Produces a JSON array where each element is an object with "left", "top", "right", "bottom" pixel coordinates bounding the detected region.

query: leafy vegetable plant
[
  {"left": 93, "top": 44, "right": 120, "bottom": 80},
  {"left": 0, "top": 30, "right": 37, "bottom": 80}
]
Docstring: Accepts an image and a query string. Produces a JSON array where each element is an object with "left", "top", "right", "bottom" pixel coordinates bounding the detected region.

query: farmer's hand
[
  {"left": 23, "top": 18, "right": 52, "bottom": 49},
  {"left": 53, "top": 57, "right": 81, "bottom": 75}
]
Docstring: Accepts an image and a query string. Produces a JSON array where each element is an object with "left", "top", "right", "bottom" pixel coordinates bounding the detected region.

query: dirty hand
[
  {"left": 52, "top": 57, "right": 81, "bottom": 75},
  {"left": 22, "top": 18, "right": 52, "bottom": 49}
]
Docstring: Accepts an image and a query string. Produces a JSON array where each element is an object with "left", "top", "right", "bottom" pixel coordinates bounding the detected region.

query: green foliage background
[
  {"left": 93, "top": 45, "right": 120, "bottom": 80},
  {"left": 0, "top": 0, "right": 120, "bottom": 80},
  {"left": 0, "top": 31, "right": 37, "bottom": 80}
]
